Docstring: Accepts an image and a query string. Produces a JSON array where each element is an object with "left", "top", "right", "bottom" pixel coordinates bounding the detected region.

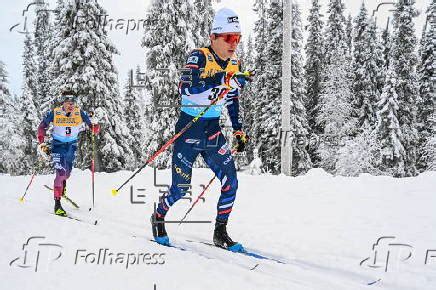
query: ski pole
[
  {"left": 19, "top": 173, "right": 37, "bottom": 203},
  {"left": 19, "top": 157, "right": 44, "bottom": 202},
  {"left": 178, "top": 148, "right": 238, "bottom": 225},
  {"left": 112, "top": 86, "right": 233, "bottom": 196}
]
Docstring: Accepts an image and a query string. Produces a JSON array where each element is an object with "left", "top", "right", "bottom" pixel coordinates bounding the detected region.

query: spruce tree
[
  {"left": 317, "top": 0, "right": 354, "bottom": 173},
  {"left": 375, "top": 69, "right": 406, "bottom": 176},
  {"left": 50, "top": 0, "right": 134, "bottom": 172},
  {"left": 381, "top": 22, "right": 392, "bottom": 72},
  {"left": 346, "top": 14, "right": 353, "bottom": 54},
  {"left": 323, "top": 0, "right": 348, "bottom": 66},
  {"left": 192, "top": 0, "right": 214, "bottom": 47},
  {"left": 304, "top": 0, "right": 324, "bottom": 165},
  {"left": 258, "top": 0, "right": 282, "bottom": 173},
  {"left": 290, "top": 3, "right": 312, "bottom": 175},
  {"left": 351, "top": 3, "right": 384, "bottom": 129},
  {"left": 418, "top": 0, "right": 436, "bottom": 171},
  {"left": 338, "top": 6, "right": 385, "bottom": 176},
  {"left": 387, "top": 0, "right": 420, "bottom": 176},
  {"left": 123, "top": 73, "right": 144, "bottom": 169},
  {"left": 141, "top": 0, "right": 196, "bottom": 168},
  {"left": 20, "top": 34, "right": 40, "bottom": 173},
  {"left": 240, "top": 35, "right": 256, "bottom": 162},
  {"left": 253, "top": 1, "right": 311, "bottom": 175},
  {"left": 34, "top": 0, "right": 53, "bottom": 116},
  {"left": 0, "top": 61, "right": 26, "bottom": 174},
  {"left": 251, "top": 0, "right": 270, "bottom": 165}
]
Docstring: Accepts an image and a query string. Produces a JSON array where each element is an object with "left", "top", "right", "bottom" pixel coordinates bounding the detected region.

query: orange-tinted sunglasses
[{"left": 215, "top": 33, "right": 241, "bottom": 44}]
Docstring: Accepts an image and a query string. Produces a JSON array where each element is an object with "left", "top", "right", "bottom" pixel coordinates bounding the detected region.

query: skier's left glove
[
  {"left": 37, "top": 143, "right": 51, "bottom": 161},
  {"left": 224, "top": 71, "right": 254, "bottom": 90},
  {"left": 233, "top": 130, "right": 249, "bottom": 153}
]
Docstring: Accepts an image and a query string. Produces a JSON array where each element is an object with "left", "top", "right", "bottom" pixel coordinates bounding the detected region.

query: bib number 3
[{"left": 209, "top": 87, "right": 227, "bottom": 101}]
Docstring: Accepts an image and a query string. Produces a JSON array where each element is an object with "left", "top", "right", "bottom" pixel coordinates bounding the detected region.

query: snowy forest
[{"left": 0, "top": 0, "right": 435, "bottom": 178}]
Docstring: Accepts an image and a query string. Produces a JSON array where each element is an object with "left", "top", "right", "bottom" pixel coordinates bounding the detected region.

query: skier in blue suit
[{"left": 151, "top": 8, "right": 252, "bottom": 252}]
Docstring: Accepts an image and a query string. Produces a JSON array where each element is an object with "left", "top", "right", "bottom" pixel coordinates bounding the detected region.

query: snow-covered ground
[{"left": 1, "top": 168, "right": 435, "bottom": 290}]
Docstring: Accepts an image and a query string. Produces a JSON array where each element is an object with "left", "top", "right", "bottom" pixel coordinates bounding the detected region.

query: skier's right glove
[
  {"left": 233, "top": 130, "right": 249, "bottom": 153},
  {"left": 37, "top": 143, "right": 51, "bottom": 161}
]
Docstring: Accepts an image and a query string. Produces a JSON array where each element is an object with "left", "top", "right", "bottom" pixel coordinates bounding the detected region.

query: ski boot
[
  {"left": 54, "top": 199, "right": 67, "bottom": 217},
  {"left": 213, "top": 220, "right": 244, "bottom": 252},
  {"left": 151, "top": 212, "right": 170, "bottom": 246}
]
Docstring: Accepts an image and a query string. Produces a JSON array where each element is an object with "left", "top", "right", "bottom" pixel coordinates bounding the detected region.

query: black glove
[{"left": 233, "top": 130, "right": 249, "bottom": 153}]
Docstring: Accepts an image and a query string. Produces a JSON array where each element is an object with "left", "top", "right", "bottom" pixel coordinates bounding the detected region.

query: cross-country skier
[
  {"left": 37, "top": 91, "right": 100, "bottom": 216},
  {"left": 151, "top": 8, "right": 252, "bottom": 252}
]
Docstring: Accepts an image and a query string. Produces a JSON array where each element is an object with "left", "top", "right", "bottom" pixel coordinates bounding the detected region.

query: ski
[
  {"left": 185, "top": 239, "right": 287, "bottom": 264},
  {"left": 50, "top": 212, "right": 98, "bottom": 225},
  {"left": 44, "top": 185, "right": 80, "bottom": 209},
  {"left": 148, "top": 238, "right": 189, "bottom": 252},
  {"left": 132, "top": 235, "right": 262, "bottom": 268}
]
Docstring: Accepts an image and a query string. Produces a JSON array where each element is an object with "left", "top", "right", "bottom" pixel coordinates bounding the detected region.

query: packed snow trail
[{"left": 1, "top": 168, "right": 436, "bottom": 290}]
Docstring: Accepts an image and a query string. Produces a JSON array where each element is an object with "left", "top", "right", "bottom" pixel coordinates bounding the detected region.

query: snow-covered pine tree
[
  {"left": 255, "top": 0, "right": 282, "bottom": 173},
  {"left": 418, "top": 0, "right": 436, "bottom": 171},
  {"left": 192, "top": 0, "right": 214, "bottom": 47},
  {"left": 290, "top": 3, "right": 312, "bottom": 175},
  {"left": 387, "top": 0, "right": 420, "bottom": 176},
  {"left": 34, "top": 0, "right": 53, "bottom": 116},
  {"left": 337, "top": 5, "right": 386, "bottom": 176},
  {"left": 381, "top": 21, "right": 392, "bottom": 72},
  {"left": 251, "top": 0, "right": 270, "bottom": 164},
  {"left": 240, "top": 34, "right": 256, "bottom": 162},
  {"left": 375, "top": 69, "right": 406, "bottom": 176},
  {"left": 22, "top": 34, "right": 38, "bottom": 108},
  {"left": 371, "top": 19, "right": 387, "bottom": 96},
  {"left": 317, "top": 49, "right": 354, "bottom": 173},
  {"left": 50, "top": 0, "right": 134, "bottom": 172},
  {"left": 20, "top": 34, "right": 40, "bottom": 173},
  {"left": 253, "top": 1, "right": 311, "bottom": 175},
  {"left": 123, "top": 73, "right": 144, "bottom": 170},
  {"left": 0, "top": 60, "right": 10, "bottom": 172},
  {"left": 0, "top": 61, "right": 26, "bottom": 174},
  {"left": 351, "top": 3, "right": 384, "bottom": 130},
  {"left": 323, "top": 0, "right": 348, "bottom": 66},
  {"left": 317, "top": 0, "right": 354, "bottom": 173},
  {"left": 346, "top": 14, "right": 353, "bottom": 54},
  {"left": 304, "top": 0, "right": 324, "bottom": 166},
  {"left": 141, "top": 0, "right": 196, "bottom": 168},
  {"left": 134, "top": 65, "right": 153, "bottom": 159}
]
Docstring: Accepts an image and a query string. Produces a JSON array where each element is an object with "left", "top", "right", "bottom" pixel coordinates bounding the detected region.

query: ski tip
[
  {"left": 228, "top": 243, "right": 245, "bottom": 253},
  {"left": 18, "top": 197, "right": 24, "bottom": 203},
  {"left": 94, "top": 220, "right": 98, "bottom": 225},
  {"left": 154, "top": 236, "right": 170, "bottom": 246},
  {"left": 111, "top": 189, "right": 118, "bottom": 196}
]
